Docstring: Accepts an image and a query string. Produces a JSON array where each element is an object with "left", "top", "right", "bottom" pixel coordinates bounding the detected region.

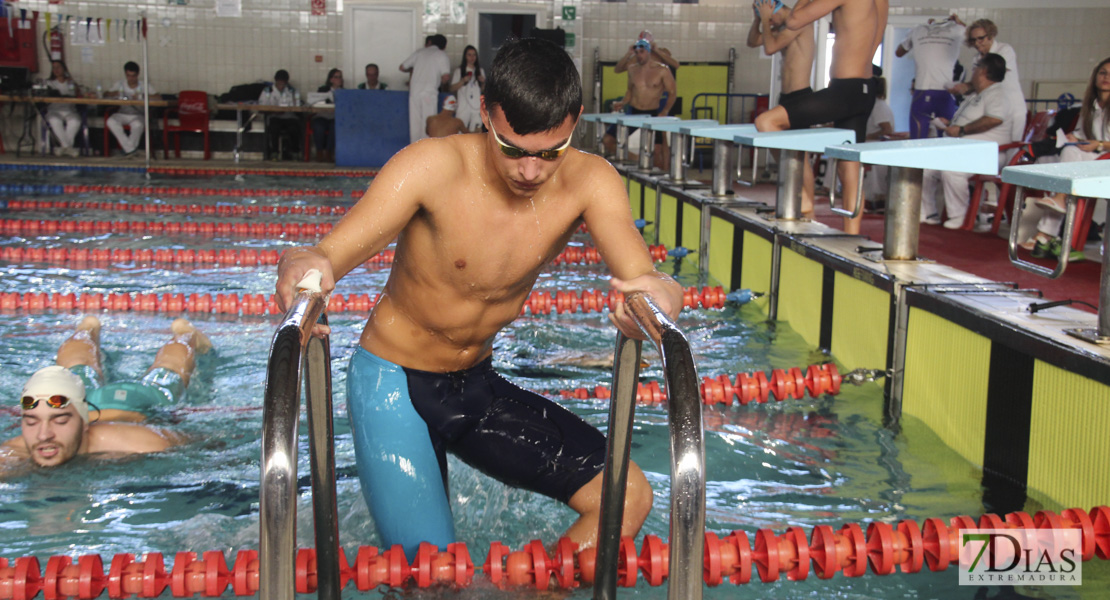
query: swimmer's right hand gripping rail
[
  {"left": 260, "top": 285, "right": 341, "bottom": 600},
  {"left": 595, "top": 292, "right": 706, "bottom": 600}
]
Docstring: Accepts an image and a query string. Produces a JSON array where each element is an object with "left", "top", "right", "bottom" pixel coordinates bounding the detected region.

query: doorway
[{"left": 467, "top": 4, "right": 547, "bottom": 74}]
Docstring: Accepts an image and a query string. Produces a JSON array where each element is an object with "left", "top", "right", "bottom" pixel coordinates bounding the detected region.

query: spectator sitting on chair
[
  {"left": 44, "top": 60, "right": 83, "bottom": 158},
  {"left": 258, "top": 69, "right": 303, "bottom": 161},
  {"left": 104, "top": 61, "right": 156, "bottom": 158},
  {"left": 426, "top": 95, "right": 466, "bottom": 138},
  {"left": 1020, "top": 56, "right": 1109, "bottom": 262},
  {"left": 920, "top": 53, "right": 1025, "bottom": 229},
  {"left": 358, "top": 64, "right": 387, "bottom": 90},
  {"left": 311, "top": 68, "right": 343, "bottom": 162}
]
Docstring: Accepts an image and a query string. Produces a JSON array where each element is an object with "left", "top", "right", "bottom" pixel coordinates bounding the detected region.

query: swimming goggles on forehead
[
  {"left": 21, "top": 394, "right": 73, "bottom": 410},
  {"left": 486, "top": 117, "right": 572, "bottom": 161}
]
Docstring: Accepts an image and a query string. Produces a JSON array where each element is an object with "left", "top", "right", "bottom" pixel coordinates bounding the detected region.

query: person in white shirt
[
  {"left": 400, "top": 34, "right": 451, "bottom": 143},
  {"left": 104, "top": 61, "right": 156, "bottom": 156},
  {"left": 895, "top": 14, "right": 964, "bottom": 139},
  {"left": 921, "top": 54, "right": 1025, "bottom": 229},
  {"left": 258, "top": 69, "right": 302, "bottom": 161},
  {"left": 448, "top": 45, "right": 485, "bottom": 132},
  {"left": 949, "top": 19, "right": 1024, "bottom": 108},
  {"left": 44, "top": 60, "right": 83, "bottom": 157},
  {"left": 1023, "top": 57, "right": 1110, "bottom": 261}
]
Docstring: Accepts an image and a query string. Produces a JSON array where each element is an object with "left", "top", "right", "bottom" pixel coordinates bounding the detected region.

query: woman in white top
[
  {"left": 448, "top": 45, "right": 485, "bottom": 132},
  {"left": 1024, "top": 57, "right": 1110, "bottom": 260},
  {"left": 44, "top": 60, "right": 82, "bottom": 157},
  {"left": 949, "top": 19, "right": 1023, "bottom": 104}
]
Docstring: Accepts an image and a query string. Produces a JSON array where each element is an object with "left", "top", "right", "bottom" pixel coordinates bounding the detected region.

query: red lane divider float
[
  {"left": 0, "top": 218, "right": 333, "bottom": 239},
  {"left": 0, "top": 246, "right": 641, "bottom": 268},
  {"left": 0, "top": 507, "right": 1105, "bottom": 597},
  {"left": 0, "top": 285, "right": 720, "bottom": 319},
  {"left": 62, "top": 184, "right": 352, "bottom": 198},
  {"left": 549, "top": 363, "right": 841, "bottom": 406},
  {"left": 520, "top": 283, "right": 721, "bottom": 316},
  {"left": 6, "top": 199, "right": 349, "bottom": 217},
  {"left": 0, "top": 247, "right": 394, "bottom": 269},
  {"left": 146, "top": 166, "right": 378, "bottom": 178}
]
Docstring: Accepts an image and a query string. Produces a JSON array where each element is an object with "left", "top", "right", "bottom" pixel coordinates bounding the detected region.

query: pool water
[{"left": 0, "top": 168, "right": 1105, "bottom": 599}]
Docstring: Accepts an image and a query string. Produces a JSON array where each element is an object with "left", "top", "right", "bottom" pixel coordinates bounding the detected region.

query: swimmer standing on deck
[
  {"left": 754, "top": 0, "right": 888, "bottom": 234},
  {"left": 2, "top": 316, "right": 211, "bottom": 471},
  {"left": 275, "top": 37, "right": 683, "bottom": 559}
]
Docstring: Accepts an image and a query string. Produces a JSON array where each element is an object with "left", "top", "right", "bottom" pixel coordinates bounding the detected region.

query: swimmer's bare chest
[{"left": 362, "top": 180, "right": 583, "bottom": 370}]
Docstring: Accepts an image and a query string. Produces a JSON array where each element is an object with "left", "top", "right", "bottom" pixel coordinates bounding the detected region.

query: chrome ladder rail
[
  {"left": 260, "top": 289, "right": 341, "bottom": 600},
  {"left": 595, "top": 292, "right": 706, "bottom": 600}
]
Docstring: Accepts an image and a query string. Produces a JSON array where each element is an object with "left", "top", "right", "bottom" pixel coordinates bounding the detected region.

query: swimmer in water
[
  {"left": 1, "top": 316, "right": 211, "bottom": 471},
  {"left": 276, "top": 37, "right": 683, "bottom": 559}
]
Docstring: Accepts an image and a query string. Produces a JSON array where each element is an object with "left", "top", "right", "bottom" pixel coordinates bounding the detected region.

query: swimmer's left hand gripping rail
[
  {"left": 595, "top": 292, "right": 706, "bottom": 600},
  {"left": 260, "top": 288, "right": 341, "bottom": 600}
]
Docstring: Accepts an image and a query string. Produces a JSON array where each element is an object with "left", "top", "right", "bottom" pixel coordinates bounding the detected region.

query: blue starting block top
[
  {"left": 581, "top": 113, "right": 607, "bottom": 123},
  {"left": 613, "top": 115, "right": 679, "bottom": 128},
  {"left": 644, "top": 119, "right": 719, "bottom": 133},
  {"left": 681, "top": 123, "right": 757, "bottom": 140},
  {"left": 824, "top": 138, "right": 998, "bottom": 175},
  {"left": 1002, "top": 160, "right": 1110, "bottom": 199},
  {"left": 734, "top": 128, "right": 855, "bottom": 153}
]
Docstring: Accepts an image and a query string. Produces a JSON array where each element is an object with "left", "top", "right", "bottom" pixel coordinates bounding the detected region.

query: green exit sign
[{"left": 561, "top": 6, "right": 576, "bottom": 21}]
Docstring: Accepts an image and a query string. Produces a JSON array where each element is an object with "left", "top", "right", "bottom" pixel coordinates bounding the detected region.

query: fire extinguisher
[{"left": 43, "top": 27, "right": 64, "bottom": 62}]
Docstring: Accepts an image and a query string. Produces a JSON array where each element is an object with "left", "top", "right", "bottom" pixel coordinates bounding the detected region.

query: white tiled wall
[{"left": 13, "top": 1, "right": 1110, "bottom": 109}]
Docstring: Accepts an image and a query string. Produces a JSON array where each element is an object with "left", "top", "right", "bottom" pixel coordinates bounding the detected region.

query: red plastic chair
[
  {"left": 162, "top": 91, "right": 210, "bottom": 160},
  {"left": 961, "top": 142, "right": 1035, "bottom": 232},
  {"left": 1023, "top": 109, "right": 1056, "bottom": 143}
]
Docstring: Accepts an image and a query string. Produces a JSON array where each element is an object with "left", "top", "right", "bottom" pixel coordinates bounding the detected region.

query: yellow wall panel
[
  {"left": 830, "top": 272, "right": 890, "bottom": 372},
  {"left": 628, "top": 180, "right": 643, "bottom": 219},
  {"left": 901, "top": 308, "right": 990, "bottom": 466},
  {"left": 1027, "top": 360, "right": 1110, "bottom": 510},
  {"left": 682, "top": 202, "right": 701, "bottom": 255},
  {"left": 740, "top": 234, "right": 772, "bottom": 314},
  {"left": 777, "top": 247, "right": 823, "bottom": 348},
  {"left": 708, "top": 216, "right": 734, "bottom": 291},
  {"left": 659, "top": 193, "right": 678, "bottom": 250}
]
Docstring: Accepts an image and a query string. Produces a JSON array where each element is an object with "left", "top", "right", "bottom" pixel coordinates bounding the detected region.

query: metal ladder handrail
[
  {"left": 594, "top": 292, "right": 706, "bottom": 600},
  {"left": 259, "top": 289, "right": 341, "bottom": 600}
]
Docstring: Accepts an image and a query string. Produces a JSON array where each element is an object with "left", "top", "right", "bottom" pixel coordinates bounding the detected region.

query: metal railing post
[
  {"left": 260, "top": 286, "right": 340, "bottom": 600},
  {"left": 883, "top": 166, "right": 924, "bottom": 260},
  {"left": 594, "top": 293, "right": 706, "bottom": 600}
]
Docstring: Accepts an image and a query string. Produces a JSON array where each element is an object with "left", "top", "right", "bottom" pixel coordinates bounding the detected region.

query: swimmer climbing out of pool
[
  {"left": 2, "top": 316, "right": 211, "bottom": 469},
  {"left": 754, "top": 0, "right": 888, "bottom": 234},
  {"left": 275, "top": 37, "right": 683, "bottom": 560}
]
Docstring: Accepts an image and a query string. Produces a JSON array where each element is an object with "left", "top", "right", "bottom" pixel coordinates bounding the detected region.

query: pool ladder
[
  {"left": 259, "top": 289, "right": 342, "bottom": 600},
  {"left": 595, "top": 292, "right": 707, "bottom": 600},
  {"left": 256, "top": 288, "right": 706, "bottom": 599}
]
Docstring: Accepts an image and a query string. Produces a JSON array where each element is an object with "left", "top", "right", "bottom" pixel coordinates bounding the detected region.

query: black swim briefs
[
  {"left": 405, "top": 356, "right": 607, "bottom": 504},
  {"left": 782, "top": 78, "right": 876, "bottom": 144}
]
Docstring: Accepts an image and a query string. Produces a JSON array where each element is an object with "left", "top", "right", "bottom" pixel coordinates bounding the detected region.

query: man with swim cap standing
[
  {"left": 276, "top": 37, "right": 682, "bottom": 560},
  {"left": 602, "top": 36, "right": 677, "bottom": 170},
  {"left": 2, "top": 316, "right": 210, "bottom": 469}
]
